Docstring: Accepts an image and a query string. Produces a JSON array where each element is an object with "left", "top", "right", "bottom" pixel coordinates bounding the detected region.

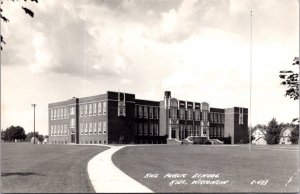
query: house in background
[
  {"left": 279, "top": 127, "right": 293, "bottom": 144},
  {"left": 252, "top": 128, "right": 267, "bottom": 145}
]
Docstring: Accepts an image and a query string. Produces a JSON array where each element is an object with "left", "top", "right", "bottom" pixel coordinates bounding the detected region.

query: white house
[
  {"left": 252, "top": 128, "right": 267, "bottom": 145},
  {"left": 279, "top": 128, "right": 293, "bottom": 144}
]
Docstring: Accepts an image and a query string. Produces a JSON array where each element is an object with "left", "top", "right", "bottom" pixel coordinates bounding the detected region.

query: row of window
[
  {"left": 80, "top": 102, "right": 107, "bottom": 117},
  {"left": 135, "top": 105, "right": 159, "bottom": 119},
  {"left": 170, "top": 108, "right": 201, "bottom": 120},
  {"left": 178, "top": 125, "right": 203, "bottom": 139},
  {"left": 50, "top": 106, "right": 75, "bottom": 121},
  {"left": 50, "top": 124, "right": 70, "bottom": 136},
  {"left": 135, "top": 123, "right": 159, "bottom": 136},
  {"left": 51, "top": 140, "right": 107, "bottom": 144},
  {"left": 238, "top": 108, "right": 244, "bottom": 125},
  {"left": 209, "top": 127, "right": 224, "bottom": 137},
  {"left": 209, "top": 112, "right": 225, "bottom": 124},
  {"left": 79, "top": 122, "right": 107, "bottom": 135}
]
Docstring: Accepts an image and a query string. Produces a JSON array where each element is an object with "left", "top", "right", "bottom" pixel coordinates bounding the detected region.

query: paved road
[{"left": 88, "top": 145, "right": 153, "bottom": 193}]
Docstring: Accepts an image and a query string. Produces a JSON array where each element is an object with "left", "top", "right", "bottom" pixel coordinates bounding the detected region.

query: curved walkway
[{"left": 87, "top": 145, "right": 153, "bottom": 193}]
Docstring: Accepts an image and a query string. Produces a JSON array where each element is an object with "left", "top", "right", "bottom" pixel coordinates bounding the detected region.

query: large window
[
  {"left": 144, "top": 106, "right": 148, "bottom": 118},
  {"left": 80, "top": 123, "right": 83, "bottom": 135},
  {"left": 103, "top": 102, "right": 107, "bottom": 115},
  {"left": 195, "top": 110, "right": 200, "bottom": 121},
  {"left": 144, "top": 123, "right": 148, "bottom": 136},
  {"left": 103, "top": 122, "right": 107, "bottom": 134},
  {"left": 187, "top": 125, "right": 192, "bottom": 136},
  {"left": 89, "top": 123, "right": 93, "bottom": 134},
  {"left": 202, "top": 111, "right": 208, "bottom": 122},
  {"left": 195, "top": 125, "right": 200, "bottom": 136},
  {"left": 154, "top": 124, "right": 159, "bottom": 136},
  {"left": 239, "top": 108, "right": 244, "bottom": 125},
  {"left": 61, "top": 108, "right": 64, "bottom": 119},
  {"left": 138, "top": 123, "right": 143, "bottom": 135},
  {"left": 179, "top": 108, "right": 185, "bottom": 120},
  {"left": 98, "top": 102, "right": 102, "bottom": 115},
  {"left": 57, "top": 125, "right": 60, "bottom": 136},
  {"left": 50, "top": 109, "right": 53, "bottom": 120},
  {"left": 65, "top": 108, "right": 69, "bottom": 119},
  {"left": 93, "top": 103, "right": 97, "bottom": 116},
  {"left": 154, "top": 107, "right": 158, "bottom": 119},
  {"left": 149, "top": 123, "right": 153, "bottom": 136},
  {"left": 70, "top": 106, "right": 75, "bottom": 115},
  {"left": 51, "top": 125, "right": 54, "bottom": 136},
  {"left": 70, "top": 118, "right": 75, "bottom": 128},
  {"left": 98, "top": 122, "right": 102, "bottom": 134},
  {"left": 64, "top": 124, "right": 68, "bottom": 135},
  {"left": 138, "top": 106, "right": 143, "bottom": 118},
  {"left": 149, "top": 107, "right": 153, "bottom": 119},
  {"left": 94, "top": 122, "right": 97, "bottom": 134},
  {"left": 187, "top": 109, "right": 193, "bottom": 120},
  {"left": 170, "top": 107, "right": 177, "bottom": 119},
  {"left": 54, "top": 125, "right": 56, "bottom": 136},
  {"left": 85, "top": 123, "right": 88, "bottom": 135},
  {"left": 84, "top": 104, "right": 88, "bottom": 116},
  {"left": 80, "top": 105, "right": 83, "bottom": 117},
  {"left": 57, "top": 109, "right": 60, "bottom": 120},
  {"left": 89, "top": 104, "right": 93, "bottom": 116}
]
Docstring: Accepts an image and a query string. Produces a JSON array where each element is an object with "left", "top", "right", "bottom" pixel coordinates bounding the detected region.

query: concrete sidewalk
[{"left": 87, "top": 145, "right": 153, "bottom": 193}]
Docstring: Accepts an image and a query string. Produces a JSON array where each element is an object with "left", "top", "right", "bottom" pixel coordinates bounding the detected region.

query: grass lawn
[
  {"left": 1, "top": 143, "right": 108, "bottom": 193},
  {"left": 112, "top": 144, "right": 299, "bottom": 193}
]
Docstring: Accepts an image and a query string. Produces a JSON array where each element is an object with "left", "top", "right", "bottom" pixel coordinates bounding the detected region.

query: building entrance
[
  {"left": 171, "top": 130, "right": 176, "bottom": 138},
  {"left": 71, "top": 134, "right": 75, "bottom": 143}
]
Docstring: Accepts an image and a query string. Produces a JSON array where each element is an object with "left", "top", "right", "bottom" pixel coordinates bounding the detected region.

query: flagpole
[{"left": 249, "top": 10, "right": 253, "bottom": 152}]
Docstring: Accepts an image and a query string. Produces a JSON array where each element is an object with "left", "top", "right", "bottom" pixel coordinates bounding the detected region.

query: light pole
[{"left": 31, "top": 104, "right": 36, "bottom": 144}]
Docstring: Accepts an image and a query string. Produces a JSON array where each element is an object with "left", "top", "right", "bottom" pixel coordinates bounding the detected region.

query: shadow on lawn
[{"left": 1, "top": 172, "right": 45, "bottom": 177}]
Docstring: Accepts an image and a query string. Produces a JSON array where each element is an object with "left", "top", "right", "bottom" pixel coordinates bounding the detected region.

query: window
[
  {"left": 93, "top": 103, "right": 97, "bottom": 116},
  {"left": 144, "top": 123, "right": 148, "bottom": 136},
  {"left": 57, "top": 125, "right": 60, "bottom": 136},
  {"left": 89, "top": 104, "right": 92, "bottom": 116},
  {"left": 65, "top": 108, "right": 69, "bottom": 119},
  {"left": 220, "top": 127, "right": 224, "bottom": 137},
  {"left": 118, "top": 101, "right": 126, "bottom": 117},
  {"left": 89, "top": 123, "right": 93, "bottom": 134},
  {"left": 54, "top": 125, "right": 57, "bottom": 136},
  {"left": 187, "top": 109, "right": 193, "bottom": 120},
  {"left": 144, "top": 106, "right": 148, "bottom": 118},
  {"left": 154, "top": 107, "right": 159, "bottom": 119},
  {"left": 61, "top": 108, "right": 64, "bottom": 119},
  {"left": 187, "top": 125, "right": 192, "bottom": 136},
  {"left": 195, "top": 110, "right": 200, "bottom": 121},
  {"left": 239, "top": 108, "right": 244, "bottom": 125},
  {"left": 70, "top": 106, "right": 75, "bottom": 115},
  {"left": 103, "top": 122, "right": 107, "bottom": 134},
  {"left": 64, "top": 108, "right": 67, "bottom": 119},
  {"left": 149, "top": 123, "right": 153, "bottom": 136},
  {"left": 170, "top": 107, "right": 177, "bottom": 119},
  {"left": 94, "top": 122, "right": 97, "bottom": 134},
  {"left": 149, "top": 107, "right": 153, "bottom": 119},
  {"left": 134, "top": 105, "right": 137, "bottom": 118},
  {"left": 70, "top": 118, "right": 75, "bottom": 128},
  {"left": 214, "top": 113, "right": 218, "bottom": 123},
  {"left": 195, "top": 125, "right": 200, "bottom": 136},
  {"left": 84, "top": 104, "right": 88, "bottom": 117},
  {"left": 57, "top": 109, "right": 60, "bottom": 120},
  {"left": 138, "top": 106, "right": 143, "bottom": 118},
  {"left": 202, "top": 111, "right": 208, "bottom": 122},
  {"left": 103, "top": 102, "right": 107, "bottom": 115},
  {"left": 179, "top": 108, "right": 185, "bottom": 120},
  {"left": 80, "top": 105, "right": 83, "bottom": 117},
  {"left": 138, "top": 123, "right": 143, "bottom": 135},
  {"left": 98, "top": 102, "right": 102, "bottom": 115},
  {"left": 50, "top": 109, "right": 53, "bottom": 120},
  {"left": 179, "top": 125, "right": 184, "bottom": 139},
  {"left": 64, "top": 125, "right": 67, "bottom": 135},
  {"left": 51, "top": 125, "right": 54, "bottom": 136},
  {"left": 98, "top": 122, "right": 102, "bottom": 134},
  {"left": 80, "top": 123, "right": 83, "bottom": 135},
  {"left": 154, "top": 124, "right": 159, "bottom": 136},
  {"left": 85, "top": 123, "right": 88, "bottom": 135},
  {"left": 210, "top": 113, "right": 214, "bottom": 122}
]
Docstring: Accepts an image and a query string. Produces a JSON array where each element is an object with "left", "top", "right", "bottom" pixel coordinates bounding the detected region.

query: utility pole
[
  {"left": 249, "top": 10, "right": 253, "bottom": 151},
  {"left": 31, "top": 104, "right": 36, "bottom": 144}
]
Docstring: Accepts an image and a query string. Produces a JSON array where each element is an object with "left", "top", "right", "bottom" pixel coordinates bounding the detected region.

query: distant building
[
  {"left": 279, "top": 127, "right": 293, "bottom": 144},
  {"left": 48, "top": 91, "right": 248, "bottom": 145},
  {"left": 252, "top": 128, "right": 267, "bottom": 145}
]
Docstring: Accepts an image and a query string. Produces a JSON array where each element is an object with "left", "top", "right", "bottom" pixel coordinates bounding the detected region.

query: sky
[{"left": 1, "top": 0, "right": 299, "bottom": 135}]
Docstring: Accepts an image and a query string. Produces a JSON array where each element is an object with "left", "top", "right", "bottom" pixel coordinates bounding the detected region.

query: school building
[{"left": 48, "top": 91, "right": 248, "bottom": 144}]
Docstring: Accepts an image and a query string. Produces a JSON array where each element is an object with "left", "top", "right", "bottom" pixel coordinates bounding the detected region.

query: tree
[
  {"left": 265, "top": 118, "right": 281, "bottom": 144},
  {"left": 25, "top": 131, "right": 39, "bottom": 142},
  {"left": 3, "top": 125, "right": 26, "bottom": 142},
  {"left": 290, "top": 126, "right": 299, "bottom": 144},
  {"left": 279, "top": 57, "right": 299, "bottom": 101},
  {"left": 0, "top": 0, "right": 38, "bottom": 50}
]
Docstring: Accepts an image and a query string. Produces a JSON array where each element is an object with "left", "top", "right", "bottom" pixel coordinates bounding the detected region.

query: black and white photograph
[{"left": 1, "top": 0, "right": 299, "bottom": 193}]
